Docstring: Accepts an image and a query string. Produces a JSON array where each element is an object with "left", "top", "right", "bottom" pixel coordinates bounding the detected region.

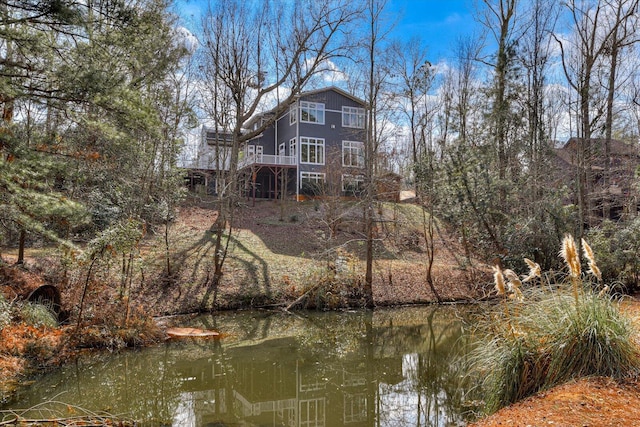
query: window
[
  {"left": 301, "top": 172, "right": 325, "bottom": 186},
  {"left": 289, "top": 138, "right": 297, "bottom": 159},
  {"left": 300, "top": 172, "right": 325, "bottom": 195},
  {"left": 342, "top": 174, "right": 365, "bottom": 195},
  {"left": 300, "top": 101, "right": 325, "bottom": 124},
  {"left": 300, "top": 137, "right": 325, "bottom": 164},
  {"left": 299, "top": 398, "right": 325, "bottom": 427},
  {"left": 290, "top": 105, "right": 297, "bottom": 125},
  {"left": 246, "top": 144, "right": 263, "bottom": 161},
  {"left": 344, "top": 393, "right": 367, "bottom": 423},
  {"left": 342, "top": 106, "right": 365, "bottom": 128},
  {"left": 342, "top": 141, "right": 364, "bottom": 167}
]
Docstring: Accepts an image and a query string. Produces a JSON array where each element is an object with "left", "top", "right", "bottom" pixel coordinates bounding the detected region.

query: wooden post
[
  {"left": 274, "top": 168, "right": 279, "bottom": 202},
  {"left": 252, "top": 169, "right": 257, "bottom": 207}
]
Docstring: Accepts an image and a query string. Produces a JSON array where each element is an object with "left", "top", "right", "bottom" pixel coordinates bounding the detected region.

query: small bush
[
  {"left": 587, "top": 218, "right": 640, "bottom": 291},
  {"left": 0, "top": 294, "right": 10, "bottom": 330},
  {"left": 19, "top": 302, "right": 58, "bottom": 328},
  {"left": 72, "top": 304, "right": 164, "bottom": 350},
  {"left": 23, "top": 338, "right": 57, "bottom": 365},
  {"left": 295, "top": 251, "right": 364, "bottom": 310},
  {"left": 473, "top": 331, "right": 549, "bottom": 413}
]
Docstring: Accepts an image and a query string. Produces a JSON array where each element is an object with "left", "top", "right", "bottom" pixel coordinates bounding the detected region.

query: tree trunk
[{"left": 16, "top": 229, "right": 25, "bottom": 265}]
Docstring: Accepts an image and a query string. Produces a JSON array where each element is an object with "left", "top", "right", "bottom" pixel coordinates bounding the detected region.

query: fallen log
[
  {"left": 0, "top": 416, "right": 135, "bottom": 426},
  {"left": 165, "top": 327, "right": 220, "bottom": 338}
]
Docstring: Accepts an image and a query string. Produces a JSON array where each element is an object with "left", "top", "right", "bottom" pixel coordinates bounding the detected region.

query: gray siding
[
  {"left": 297, "top": 89, "right": 365, "bottom": 178},
  {"left": 301, "top": 89, "right": 364, "bottom": 111},
  {"left": 241, "top": 87, "right": 366, "bottom": 196},
  {"left": 248, "top": 122, "right": 277, "bottom": 155},
  {"left": 276, "top": 112, "right": 297, "bottom": 156}
]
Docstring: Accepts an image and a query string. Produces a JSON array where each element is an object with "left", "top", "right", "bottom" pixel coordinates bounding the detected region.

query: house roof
[
  {"left": 298, "top": 85, "right": 366, "bottom": 106},
  {"left": 555, "top": 137, "right": 639, "bottom": 168},
  {"left": 563, "top": 137, "right": 639, "bottom": 157},
  {"left": 201, "top": 126, "right": 234, "bottom": 146},
  {"left": 244, "top": 86, "right": 365, "bottom": 129}
]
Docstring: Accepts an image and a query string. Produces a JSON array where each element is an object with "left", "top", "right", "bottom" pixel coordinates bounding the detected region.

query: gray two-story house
[{"left": 239, "top": 86, "right": 367, "bottom": 201}]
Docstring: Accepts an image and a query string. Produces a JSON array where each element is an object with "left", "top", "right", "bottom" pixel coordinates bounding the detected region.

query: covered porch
[{"left": 239, "top": 163, "right": 297, "bottom": 205}]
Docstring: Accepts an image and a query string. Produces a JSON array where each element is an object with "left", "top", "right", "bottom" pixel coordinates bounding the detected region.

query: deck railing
[{"left": 238, "top": 153, "right": 296, "bottom": 169}]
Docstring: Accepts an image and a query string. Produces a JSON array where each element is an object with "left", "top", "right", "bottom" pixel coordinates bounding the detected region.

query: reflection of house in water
[
  {"left": 172, "top": 356, "right": 230, "bottom": 426},
  {"left": 171, "top": 334, "right": 404, "bottom": 426}
]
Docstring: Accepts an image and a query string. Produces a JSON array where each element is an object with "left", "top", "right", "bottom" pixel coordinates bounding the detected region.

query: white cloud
[
  {"left": 174, "top": 26, "right": 199, "bottom": 53},
  {"left": 444, "top": 13, "right": 462, "bottom": 25},
  {"left": 305, "top": 57, "right": 348, "bottom": 84}
]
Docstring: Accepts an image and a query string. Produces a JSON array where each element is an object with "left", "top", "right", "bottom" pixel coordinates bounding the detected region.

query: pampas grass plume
[
  {"left": 503, "top": 269, "right": 519, "bottom": 284},
  {"left": 598, "top": 285, "right": 610, "bottom": 297},
  {"left": 581, "top": 238, "right": 595, "bottom": 264},
  {"left": 581, "top": 238, "right": 602, "bottom": 281},
  {"left": 588, "top": 262, "right": 602, "bottom": 282},
  {"left": 493, "top": 265, "right": 506, "bottom": 296},
  {"left": 561, "top": 234, "right": 581, "bottom": 277},
  {"left": 522, "top": 258, "right": 541, "bottom": 282}
]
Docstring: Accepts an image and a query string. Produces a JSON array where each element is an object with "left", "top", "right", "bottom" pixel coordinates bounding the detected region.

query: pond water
[{"left": 2, "top": 306, "right": 481, "bottom": 426}]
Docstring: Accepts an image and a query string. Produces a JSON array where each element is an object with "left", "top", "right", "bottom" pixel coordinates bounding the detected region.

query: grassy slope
[
  {"left": 0, "top": 196, "right": 490, "bottom": 316},
  {"left": 134, "top": 197, "right": 489, "bottom": 314}
]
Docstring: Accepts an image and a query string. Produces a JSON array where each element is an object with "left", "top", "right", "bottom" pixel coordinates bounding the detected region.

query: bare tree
[
  {"left": 197, "top": 0, "right": 360, "bottom": 309},
  {"left": 602, "top": 0, "right": 639, "bottom": 219},
  {"left": 452, "top": 36, "right": 484, "bottom": 146},
  {"left": 390, "top": 37, "right": 434, "bottom": 165},
  {"left": 518, "top": 0, "right": 558, "bottom": 179},
  {"left": 389, "top": 37, "right": 442, "bottom": 300},
  {"left": 555, "top": 0, "right": 639, "bottom": 235},
  {"left": 354, "top": 0, "right": 397, "bottom": 307}
]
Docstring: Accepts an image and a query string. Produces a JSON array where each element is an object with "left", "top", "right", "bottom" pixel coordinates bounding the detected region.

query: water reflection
[{"left": 3, "top": 306, "right": 478, "bottom": 426}]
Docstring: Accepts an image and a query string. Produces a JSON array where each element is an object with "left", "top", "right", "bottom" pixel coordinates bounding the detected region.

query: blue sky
[
  {"left": 172, "top": 0, "right": 477, "bottom": 62},
  {"left": 387, "top": 0, "right": 476, "bottom": 59}
]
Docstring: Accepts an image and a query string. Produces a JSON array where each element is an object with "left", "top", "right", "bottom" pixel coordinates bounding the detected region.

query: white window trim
[
  {"left": 290, "top": 105, "right": 297, "bottom": 125},
  {"left": 300, "top": 172, "right": 326, "bottom": 189},
  {"left": 300, "top": 101, "right": 325, "bottom": 125},
  {"left": 342, "top": 173, "right": 365, "bottom": 192},
  {"left": 342, "top": 106, "right": 365, "bottom": 128},
  {"left": 342, "top": 140, "right": 364, "bottom": 168},
  {"left": 300, "top": 136, "right": 325, "bottom": 165},
  {"left": 289, "top": 137, "right": 297, "bottom": 159}
]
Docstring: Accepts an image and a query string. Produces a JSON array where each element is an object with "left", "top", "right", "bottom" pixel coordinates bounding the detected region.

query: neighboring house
[
  {"left": 554, "top": 137, "right": 640, "bottom": 222},
  {"left": 185, "top": 127, "right": 233, "bottom": 195},
  {"left": 238, "top": 86, "right": 367, "bottom": 201}
]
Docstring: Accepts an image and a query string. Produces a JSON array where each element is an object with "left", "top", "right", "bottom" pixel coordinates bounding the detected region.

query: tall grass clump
[
  {"left": 543, "top": 290, "right": 638, "bottom": 385},
  {"left": 473, "top": 323, "right": 549, "bottom": 413},
  {"left": 469, "top": 234, "right": 640, "bottom": 414}
]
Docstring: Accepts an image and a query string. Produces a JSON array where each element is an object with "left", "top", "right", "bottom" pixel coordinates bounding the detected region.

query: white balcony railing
[{"left": 238, "top": 153, "right": 296, "bottom": 169}]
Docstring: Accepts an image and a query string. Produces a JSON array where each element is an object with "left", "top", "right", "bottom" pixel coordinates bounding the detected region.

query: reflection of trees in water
[
  {"left": 412, "top": 308, "right": 477, "bottom": 426},
  {"left": 4, "top": 306, "right": 477, "bottom": 426},
  {"left": 373, "top": 307, "right": 476, "bottom": 426}
]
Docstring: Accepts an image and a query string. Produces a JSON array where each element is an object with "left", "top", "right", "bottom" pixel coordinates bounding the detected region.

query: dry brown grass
[{"left": 131, "top": 198, "right": 489, "bottom": 312}]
